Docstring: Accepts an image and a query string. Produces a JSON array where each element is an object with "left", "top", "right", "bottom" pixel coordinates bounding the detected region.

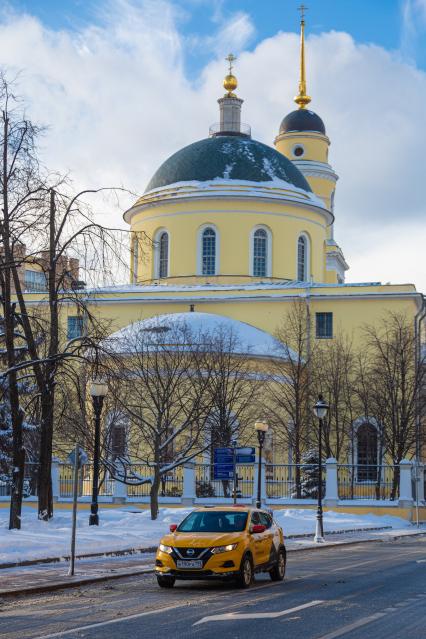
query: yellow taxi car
[{"left": 155, "top": 506, "right": 286, "bottom": 588}]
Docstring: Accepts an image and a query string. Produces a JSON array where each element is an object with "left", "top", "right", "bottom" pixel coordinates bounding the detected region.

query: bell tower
[{"left": 274, "top": 6, "right": 338, "bottom": 213}]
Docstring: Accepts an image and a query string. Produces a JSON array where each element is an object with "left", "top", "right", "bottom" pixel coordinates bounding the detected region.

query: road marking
[
  {"left": 331, "top": 559, "right": 378, "bottom": 573},
  {"left": 315, "top": 612, "right": 386, "bottom": 639},
  {"left": 193, "top": 599, "right": 324, "bottom": 625},
  {"left": 33, "top": 603, "right": 186, "bottom": 639}
]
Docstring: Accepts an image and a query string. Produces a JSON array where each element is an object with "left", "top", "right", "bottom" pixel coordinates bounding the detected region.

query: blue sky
[
  {"left": 8, "top": 0, "right": 426, "bottom": 71},
  {"left": 1, "top": 0, "right": 426, "bottom": 288}
]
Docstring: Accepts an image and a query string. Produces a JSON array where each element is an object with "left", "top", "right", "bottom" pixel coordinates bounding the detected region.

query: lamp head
[
  {"left": 313, "top": 394, "right": 329, "bottom": 419},
  {"left": 254, "top": 421, "right": 269, "bottom": 433},
  {"left": 90, "top": 379, "right": 108, "bottom": 398}
]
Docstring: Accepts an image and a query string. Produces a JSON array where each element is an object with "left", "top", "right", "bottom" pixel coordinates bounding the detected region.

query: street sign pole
[
  {"left": 232, "top": 440, "right": 237, "bottom": 505},
  {"left": 68, "top": 443, "right": 80, "bottom": 577}
]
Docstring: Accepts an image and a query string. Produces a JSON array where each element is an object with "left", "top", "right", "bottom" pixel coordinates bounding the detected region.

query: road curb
[
  {"left": 0, "top": 526, "right": 394, "bottom": 570},
  {"left": 1, "top": 530, "right": 424, "bottom": 599}
]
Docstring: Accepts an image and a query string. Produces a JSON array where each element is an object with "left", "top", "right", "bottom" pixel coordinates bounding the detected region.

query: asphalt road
[{"left": 0, "top": 536, "right": 425, "bottom": 639}]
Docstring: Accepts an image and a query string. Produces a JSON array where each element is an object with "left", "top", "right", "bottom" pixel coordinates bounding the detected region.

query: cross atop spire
[
  {"left": 225, "top": 53, "right": 237, "bottom": 75},
  {"left": 294, "top": 6, "right": 311, "bottom": 109},
  {"left": 298, "top": 4, "right": 308, "bottom": 23}
]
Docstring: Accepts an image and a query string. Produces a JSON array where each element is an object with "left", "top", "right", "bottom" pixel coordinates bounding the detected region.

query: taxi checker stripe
[{"left": 193, "top": 600, "right": 324, "bottom": 625}]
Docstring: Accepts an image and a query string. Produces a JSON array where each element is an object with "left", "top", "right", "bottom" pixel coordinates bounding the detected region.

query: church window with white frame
[
  {"left": 297, "top": 234, "right": 308, "bottom": 281},
  {"left": 253, "top": 228, "right": 268, "bottom": 277},
  {"left": 202, "top": 227, "right": 216, "bottom": 276},
  {"left": 158, "top": 231, "right": 169, "bottom": 279}
]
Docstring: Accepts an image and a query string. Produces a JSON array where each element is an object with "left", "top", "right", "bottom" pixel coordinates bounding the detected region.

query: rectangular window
[
  {"left": 316, "top": 312, "right": 333, "bottom": 339},
  {"left": 24, "top": 269, "right": 47, "bottom": 292},
  {"left": 67, "top": 316, "right": 84, "bottom": 340}
]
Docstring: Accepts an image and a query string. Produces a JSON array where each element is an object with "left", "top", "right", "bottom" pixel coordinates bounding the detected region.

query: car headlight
[
  {"left": 158, "top": 544, "right": 173, "bottom": 554},
  {"left": 211, "top": 543, "right": 238, "bottom": 554}
]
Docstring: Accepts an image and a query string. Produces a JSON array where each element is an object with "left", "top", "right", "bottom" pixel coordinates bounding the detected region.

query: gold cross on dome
[
  {"left": 225, "top": 53, "right": 237, "bottom": 74},
  {"left": 298, "top": 4, "right": 308, "bottom": 21}
]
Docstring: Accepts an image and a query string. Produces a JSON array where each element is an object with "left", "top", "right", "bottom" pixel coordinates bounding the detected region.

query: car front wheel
[
  {"left": 269, "top": 548, "right": 286, "bottom": 581},
  {"left": 236, "top": 554, "right": 253, "bottom": 588},
  {"left": 157, "top": 575, "right": 175, "bottom": 588}
]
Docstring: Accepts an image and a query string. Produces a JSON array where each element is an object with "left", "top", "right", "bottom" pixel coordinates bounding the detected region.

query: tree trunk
[
  {"left": 37, "top": 388, "right": 54, "bottom": 520},
  {"left": 9, "top": 446, "right": 25, "bottom": 530},
  {"left": 150, "top": 472, "right": 160, "bottom": 520}
]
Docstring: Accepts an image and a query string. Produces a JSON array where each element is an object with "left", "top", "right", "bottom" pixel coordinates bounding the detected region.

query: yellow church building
[
  {"left": 13, "top": 13, "right": 423, "bottom": 518},
  {"left": 78, "top": 18, "right": 422, "bottom": 358}
]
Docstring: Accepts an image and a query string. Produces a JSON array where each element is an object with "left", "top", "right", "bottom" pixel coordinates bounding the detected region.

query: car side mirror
[
  {"left": 169, "top": 524, "right": 177, "bottom": 532},
  {"left": 251, "top": 524, "right": 266, "bottom": 534}
]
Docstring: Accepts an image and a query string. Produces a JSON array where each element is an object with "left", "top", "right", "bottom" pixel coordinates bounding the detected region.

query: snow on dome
[{"left": 102, "top": 312, "right": 295, "bottom": 360}]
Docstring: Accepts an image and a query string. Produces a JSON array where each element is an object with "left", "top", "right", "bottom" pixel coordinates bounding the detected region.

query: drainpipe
[{"left": 414, "top": 294, "right": 426, "bottom": 527}]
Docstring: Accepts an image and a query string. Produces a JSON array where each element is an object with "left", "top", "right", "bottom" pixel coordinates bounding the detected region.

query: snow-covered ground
[{"left": 0, "top": 506, "right": 412, "bottom": 565}]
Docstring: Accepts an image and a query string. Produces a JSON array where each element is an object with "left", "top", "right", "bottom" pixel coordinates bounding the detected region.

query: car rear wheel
[
  {"left": 236, "top": 554, "right": 253, "bottom": 588},
  {"left": 157, "top": 575, "right": 175, "bottom": 588},
  {"left": 269, "top": 548, "right": 286, "bottom": 582}
]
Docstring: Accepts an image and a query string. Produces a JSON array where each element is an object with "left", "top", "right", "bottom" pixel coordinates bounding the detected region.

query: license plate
[{"left": 176, "top": 560, "right": 203, "bottom": 569}]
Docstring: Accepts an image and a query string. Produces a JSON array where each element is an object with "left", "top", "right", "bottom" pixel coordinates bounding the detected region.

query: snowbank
[{"left": 0, "top": 506, "right": 411, "bottom": 564}]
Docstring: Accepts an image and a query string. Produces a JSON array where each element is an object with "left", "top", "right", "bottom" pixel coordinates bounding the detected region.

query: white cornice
[{"left": 293, "top": 160, "right": 338, "bottom": 183}]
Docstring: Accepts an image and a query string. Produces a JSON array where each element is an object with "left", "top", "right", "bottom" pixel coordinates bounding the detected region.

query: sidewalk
[{"left": 0, "top": 526, "right": 424, "bottom": 598}]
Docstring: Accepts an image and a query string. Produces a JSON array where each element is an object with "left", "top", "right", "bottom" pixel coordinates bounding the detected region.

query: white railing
[{"left": 0, "top": 459, "right": 423, "bottom": 507}]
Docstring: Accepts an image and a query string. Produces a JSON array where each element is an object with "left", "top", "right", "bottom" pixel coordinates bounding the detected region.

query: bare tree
[
  {"left": 0, "top": 71, "right": 142, "bottom": 522},
  {"left": 360, "top": 312, "right": 426, "bottom": 498},
  {"left": 311, "top": 334, "right": 356, "bottom": 460},
  {"left": 200, "top": 325, "right": 264, "bottom": 497},
  {"left": 101, "top": 319, "right": 214, "bottom": 520},
  {"left": 266, "top": 301, "right": 313, "bottom": 497}
]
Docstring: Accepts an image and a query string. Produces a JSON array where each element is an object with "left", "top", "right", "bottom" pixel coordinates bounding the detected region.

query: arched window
[
  {"left": 159, "top": 231, "right": 169, "bottom": 278},
  {"left": 297, "top": 235, "right": 308, "bottom": 281},
  {"left": 357, "top": 423, "right": 378, "bottom": 481},
  {"left": 106, "top": 412, "right": 128, "bottom": 460},
  {"left": 253, "top": 228, "right": 268, "bottom": 277},
  {"left": 202, "top": 227, "right": 216, "bottom": 275}
]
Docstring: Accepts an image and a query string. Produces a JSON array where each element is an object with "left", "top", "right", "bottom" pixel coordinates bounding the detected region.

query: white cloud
[{"left": 0, "top": 0, "right": 424, "bottom": 291}]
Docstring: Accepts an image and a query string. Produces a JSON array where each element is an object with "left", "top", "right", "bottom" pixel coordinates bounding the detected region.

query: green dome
[{"left": 145, "top": 136, "right": 312, "bottom": 193}]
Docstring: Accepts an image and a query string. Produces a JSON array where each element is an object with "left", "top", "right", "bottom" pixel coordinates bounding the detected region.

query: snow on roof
[
  {"left": 102, "top": 312, "right": 295, "bottom": 360},
  {"left": 88, "top": 280, "right": 382, "bottom": 295}
]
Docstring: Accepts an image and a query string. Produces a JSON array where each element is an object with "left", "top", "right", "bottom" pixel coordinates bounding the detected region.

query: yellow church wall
[
  {"left": 130, "top": 197, "right": 330, "bottom": 283},
  {"left": 80, "top": 284, "right": 420, "bottom": 353}
]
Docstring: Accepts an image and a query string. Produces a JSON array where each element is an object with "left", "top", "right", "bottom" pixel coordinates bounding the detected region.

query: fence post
[
  {"left": 113, "top": 479, "right": 127, "bottom": 504},
  {"left": 420, "top": 465, "right": 425, "bottom": 504},
  {"left": 324, "top": 458, "right": 338, "bottom": 507},
  {"left": 51, "top": 458, "right": 60, "bottom": 502},
  {"left": 182, "top": 462, "right": 195, "bottom": 506},
  {"left": 398, "top": 459, "right": 413, "bottom": 507}
]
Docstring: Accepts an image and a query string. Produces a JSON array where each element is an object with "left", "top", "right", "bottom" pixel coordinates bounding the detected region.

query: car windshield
[{"left": 178, "top": 511, "right": 248, "bottom": 533}]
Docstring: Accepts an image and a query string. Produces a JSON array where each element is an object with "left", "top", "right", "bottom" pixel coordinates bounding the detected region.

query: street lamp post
[
  {"left": 255, "top": 421, "right": 269, "bottom": 509},
  {"left": 313, "top": 394, "right": 329, "bottom": 543},
  {"left": 89, "top": 379, "right": 108, "bottom": 526}
]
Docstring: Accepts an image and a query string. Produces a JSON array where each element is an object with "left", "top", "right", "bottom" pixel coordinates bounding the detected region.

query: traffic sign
[
  {"left": 213, "top": 447, "right": 233, "bottom": 480},
  {"left": 236, "top": 447, "right": 255, "bottom": 463},
  {"left": 67, "top": 446, "right": 88, "bottom": 469}
]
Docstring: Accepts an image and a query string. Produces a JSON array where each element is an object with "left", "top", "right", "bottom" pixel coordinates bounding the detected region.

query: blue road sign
[
  {"left": 236, "top": 447, "right": 255, "bottom": 464},
  {"left": 213, "top": 446, "right": 256, "bottom": 479},
  {"left": 213, "top": 447, "right": 233, "bottom": 480}
]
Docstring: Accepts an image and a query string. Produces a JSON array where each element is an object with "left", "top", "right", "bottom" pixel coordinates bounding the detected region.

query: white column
[
  {"left": 51, "top": 459, "right": 60, "bottom": 502},
  {"left": 414, "top": 463, "right": 425, "bottom": 503},
  {"left": 113, "top": 479, "right": 127, "bottom": 504},
  {"left": 398, "top": 459, "right": 414, "bottom": 507},
  {"left": 324, "top": 457, "right": 338, "bottom": 507},
  {"left": 182, "top": 462, "right": 195, "bottom": 506}
]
